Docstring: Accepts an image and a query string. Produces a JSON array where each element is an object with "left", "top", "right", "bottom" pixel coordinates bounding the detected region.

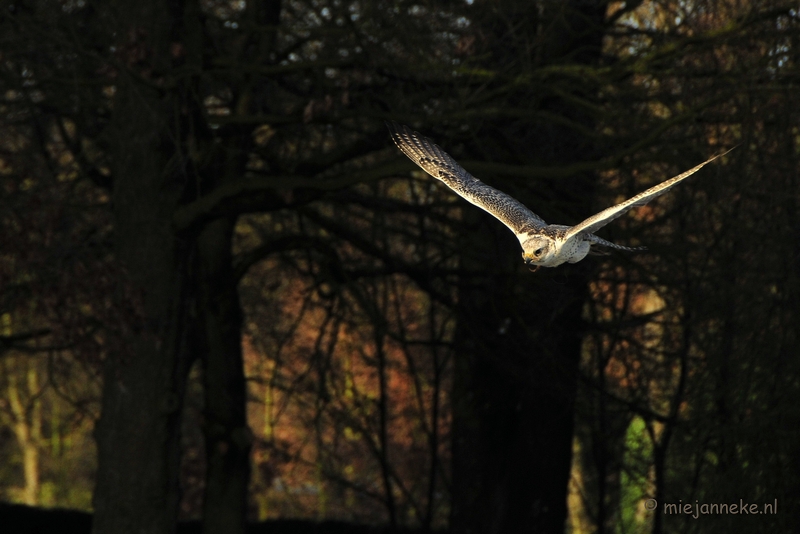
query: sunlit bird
[{"left": 388, "top": 122, "right": 732, "bottom": 269}]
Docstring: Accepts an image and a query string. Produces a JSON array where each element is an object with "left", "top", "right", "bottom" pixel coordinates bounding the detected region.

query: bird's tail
[{"left": 586, "top": 234, "right": 647, "bottom": 252}]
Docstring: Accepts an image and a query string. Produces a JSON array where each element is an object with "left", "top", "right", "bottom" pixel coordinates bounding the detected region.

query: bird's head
[{"left": 521, "top": 236, "right": 557, "bottom": 268}]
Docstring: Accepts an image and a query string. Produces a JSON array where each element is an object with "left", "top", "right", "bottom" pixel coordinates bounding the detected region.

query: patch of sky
[{"left": 349, "top": 2, "right": 360, "bottom": 16}]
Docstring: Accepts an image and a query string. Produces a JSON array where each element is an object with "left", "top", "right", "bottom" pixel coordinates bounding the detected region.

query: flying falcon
[{"left": 387, "top": 122, "right": 731, "bottom": 269}]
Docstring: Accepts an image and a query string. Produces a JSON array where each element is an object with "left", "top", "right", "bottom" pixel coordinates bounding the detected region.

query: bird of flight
[{"left": 388, "top": 122, "right": 732, "bottom": 269}]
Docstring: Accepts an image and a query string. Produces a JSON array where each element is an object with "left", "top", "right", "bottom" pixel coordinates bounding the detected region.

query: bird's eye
[{"left": 534, "top": 248, "right": 544, "bottom": 256}]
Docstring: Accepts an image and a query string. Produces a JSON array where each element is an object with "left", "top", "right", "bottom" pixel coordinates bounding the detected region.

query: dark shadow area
[{"left": 0, "top": 503, "right": 439, "bottom": 534}]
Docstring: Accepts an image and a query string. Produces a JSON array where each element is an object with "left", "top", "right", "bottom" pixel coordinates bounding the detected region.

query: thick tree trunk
[
  {"left": 450, "top": 2, "right": 607, "bottom": 533},
  {"left": 93, "top": 2, "right": 256, "bottom": 532},
  {"left": 92, "top": 4, "right": 196, "bottom": 533},
  {"left": 93, "top": 83, "right": 195, "bottom": 534},
  {"left": 450, "top": 239, "right": 589, "bottom": 534}
]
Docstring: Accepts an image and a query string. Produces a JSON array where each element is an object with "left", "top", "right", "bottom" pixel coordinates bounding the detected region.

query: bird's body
[
  {"left": 387, "top": 122, "right": 730, "bottom": 268},
  {"left": 518, "top": 225, "right": 589, "bottom": 267}
]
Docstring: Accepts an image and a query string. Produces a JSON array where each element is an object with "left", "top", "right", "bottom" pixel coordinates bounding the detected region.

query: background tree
[{"left": 569, "top": 2, "right": 800, "bottom": 533}]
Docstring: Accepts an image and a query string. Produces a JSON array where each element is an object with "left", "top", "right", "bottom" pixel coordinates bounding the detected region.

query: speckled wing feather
[
  {"left": 387, "top": 122, "right": 547, "bottom": 237},
  {"left": 565, "top": 149, "right": 734, "bottom": 241}
]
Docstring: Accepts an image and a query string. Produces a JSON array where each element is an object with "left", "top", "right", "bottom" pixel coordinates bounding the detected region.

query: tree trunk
[
  {"left": 92, "top": 4, "right": 196, "bottom": 532},
  {"left": 193, "top": 1, "right": 284, "bottom": 529},
  {"left": 93, "top": 113, "right": 194, "bottom": 533},
  {"left": 450, "top": 248, "right": 589, "bottom": 534},
  {"left": 197, "top": 218, "right": 251, "bottom": 534},
  {"left": 450, "top": 2, "right": 607, "bottom": 533},
  {"left": 7, "top": 361, "right": 42, "bottom": 505}
]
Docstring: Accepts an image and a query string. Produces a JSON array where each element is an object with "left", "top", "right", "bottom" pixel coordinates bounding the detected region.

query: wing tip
[
  {"left": 387, "top": 121, "right": 418, "bottom": 152},
  {"left": 386, "top": 121, "right": 413, "bottom": 137}
]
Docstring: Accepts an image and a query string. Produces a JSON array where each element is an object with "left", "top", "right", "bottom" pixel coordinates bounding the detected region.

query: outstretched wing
[
  {"left": 387, "top": 122, "right": 547, "bottom": 238},
  {"left": 565, "top": 148, "right": 735, "bottom": 241}
]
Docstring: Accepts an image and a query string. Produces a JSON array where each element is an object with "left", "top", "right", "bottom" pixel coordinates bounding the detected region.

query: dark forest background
[{"left": 1, "top": 1, "right": 799, "bottom": 533}]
